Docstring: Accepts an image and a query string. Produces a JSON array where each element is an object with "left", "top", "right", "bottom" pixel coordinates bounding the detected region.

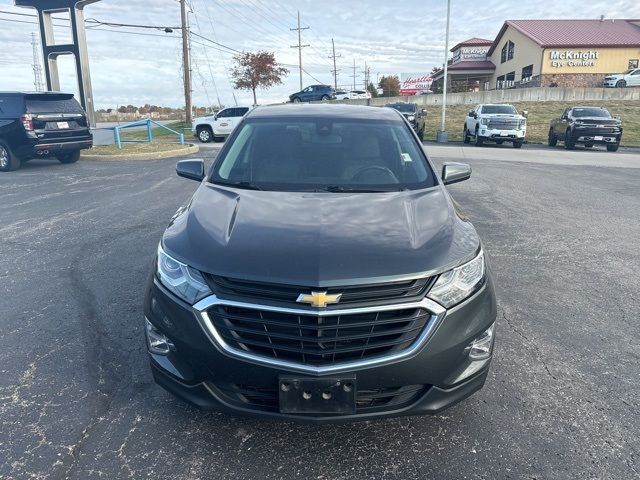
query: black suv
[
  {"left": 548, "top": 106, "right": 622, "bottom": 151},
  {"left": 385, "top": 102, "right": 427, "bottom": 139},
  {"left": 289, "top": 85, "right": 336, "bottom": 103},
  {"left": 0, "top": 92, "right": 93, "bottom": 171}
]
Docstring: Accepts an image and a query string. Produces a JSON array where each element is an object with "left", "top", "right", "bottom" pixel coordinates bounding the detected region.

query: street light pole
[{"left": 437, "top": 0, "right": 451, "bottom": 143}]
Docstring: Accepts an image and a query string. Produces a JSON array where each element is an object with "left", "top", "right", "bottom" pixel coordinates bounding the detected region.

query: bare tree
[{"left": 231, "top": 51, "right": 288, "bottom": 105}]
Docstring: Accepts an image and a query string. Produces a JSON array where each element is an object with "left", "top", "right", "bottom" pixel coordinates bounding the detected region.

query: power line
[
  {"left": 190, "top": 3, "right": 221, "bottom": 106},
  {"left": 189, "top": 31, "right": 241, "bottom": 53},
  {"left": 290, "top": 10, "right": 309, "bottom": 91}
]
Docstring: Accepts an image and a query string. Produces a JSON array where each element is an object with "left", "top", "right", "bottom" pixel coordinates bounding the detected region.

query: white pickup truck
[
  {"left": 192, "top": 106, "right": 251, "bottom": 143},
  {"left": 463, "top": 104, "right": 527, "bottom": 148}
]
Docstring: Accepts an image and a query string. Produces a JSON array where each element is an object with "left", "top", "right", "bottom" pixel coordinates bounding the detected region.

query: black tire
[
  {"left": 417, "top": 126, "right": 425, "bottom": 141},
  {"left": 564, "top": 130, "right": 575, "bottom": 150},
  {"left": 616, "top": 80, "right": 627, "bottom": 88},
  {"left": 0, "top": 140, "right": 20, "bottom": 172},
  {"left": 197, "top": 126, "right": 213, "bottom": 143},
  {"left": 292, "top": 97, "right": 302, "bottom": 103},
  {"left": 607, "top": 143, "right": 619, "bottom": 152},
  {"left": 57, "top": 150, "right": 80, "bottom": 164},
  {"left": 584, "top": 143, "right": 593, "bottom": 149},
  {"left": 548, "top": 128, "right": 557, "bottom": 146},
  {"left": 474, "top": 127, "right": 483, "bottom": 146},
  {"left": 495, "top": 140, "right": 504, "bottom": 145},
  {"left": 463, "top": 126, "right": 470, "bottom": 144},
  {"left": 321, "top": 95, "right": 330, "bottom": 101},
  {"left": 513, "top": 141, "right": 523, "bottom": 149}
]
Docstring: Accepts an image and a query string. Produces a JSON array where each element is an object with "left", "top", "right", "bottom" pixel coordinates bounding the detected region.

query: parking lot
[{"left": 1, "top": 143, "right": 639, "bottom": 479}]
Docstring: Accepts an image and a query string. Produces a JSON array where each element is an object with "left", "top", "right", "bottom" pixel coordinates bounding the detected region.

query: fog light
[
  {"left": 467, "top": 323, "right": 495, "bottom": 361},
  {"left": 145, "top": 317, "right": 175, "bottom": 355}
]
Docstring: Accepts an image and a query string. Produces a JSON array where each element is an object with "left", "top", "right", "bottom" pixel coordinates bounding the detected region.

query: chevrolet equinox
[{"left": 144, "top": 104, "right": 497, "bottom": 422}]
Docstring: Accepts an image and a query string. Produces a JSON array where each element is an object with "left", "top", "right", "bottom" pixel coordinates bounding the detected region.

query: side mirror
[
  {"left": 442, "top": 162, "right": 471, "bottom": 185},
  {"left": 176, "top": 159, "right": 205, "bottom": 181},
  {"left": 522, "top": 110, "right": 529, "bottom": 118},
  {"left": 421, "top": 108, "right": 427, "bottom": 115},
  {"left": 468, "top": 110, "right": 475, "bottom": 118}
]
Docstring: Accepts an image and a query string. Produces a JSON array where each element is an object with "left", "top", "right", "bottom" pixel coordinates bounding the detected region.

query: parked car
[
  {"left": 334, "top": 90, "right": 351, "bottom": 100},
  {"left": 334, "top": 90, "right": 371, "bottom": 100},
  {"left": 385, "top": 102, "right": 427, "bottom": 139},
  {"left": 463, "top": 104, "right": 526, "bottom": 148},
  {"left": 144, "top": 104, "right": 497, "bottom": 422},
  {"left": 603, "top": 68, "right": 640, "bottom": 88},
  {"left": 548, "top": 106, "right": 622, "bottom": 151},
  {"left": 289, "top": 85, "right": 336, "bottom": 103},
  {"left": 0, "top": 91, "right": 93, "bottom": 172},
  {"left": 192, "top": 106, "right": 251, "bottom": 143},
  {"left": 350, "top": 90, "right": 372, "bottom": 99}
]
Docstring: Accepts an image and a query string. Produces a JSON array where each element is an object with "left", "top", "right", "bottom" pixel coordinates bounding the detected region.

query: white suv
[
  {"left": 463, "top": 104, "right": 526, "bottom": 148},
  {"left": 192, "top": 106, "right": 251, "bottom": 143},
  {"left": 603, "top": 68, "right": 640, "bottom": 88}
]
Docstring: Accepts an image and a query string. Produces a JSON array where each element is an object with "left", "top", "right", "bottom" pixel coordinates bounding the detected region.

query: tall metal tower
[{"left": 31, "top": 32, "right": 45, "bottom": 92}]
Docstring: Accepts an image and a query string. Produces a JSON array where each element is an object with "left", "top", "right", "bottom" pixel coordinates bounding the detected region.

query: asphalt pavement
[{"left": 0, "top": 143, "right": 638, "bottom": 479}]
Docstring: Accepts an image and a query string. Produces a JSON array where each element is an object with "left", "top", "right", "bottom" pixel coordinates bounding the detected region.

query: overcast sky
[{"left": 1, "top": 0, "right": 640, "bottom": 108}]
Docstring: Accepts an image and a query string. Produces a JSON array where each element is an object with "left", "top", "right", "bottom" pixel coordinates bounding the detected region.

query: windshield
[
  {"left": 572, "top": 108, "right": 611, "bottom": 118},
  {"left": 481, "top": 105, "right": 517, "bottom": 115},
  {"left": 210, "top": 117, "right": 435, "bottom": 192},
  {"left": 387, "top": 103, "right": 416, "bottom": 113}
]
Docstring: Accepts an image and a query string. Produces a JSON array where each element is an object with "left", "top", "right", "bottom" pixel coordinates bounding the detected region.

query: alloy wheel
[{"left": 0, "top": 146, "right": 8, "bottom": 169}]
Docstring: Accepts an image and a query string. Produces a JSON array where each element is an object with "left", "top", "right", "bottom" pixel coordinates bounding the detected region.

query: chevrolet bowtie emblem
[{"left": 296, "top": 291, "right": 342, "bottom": 308}]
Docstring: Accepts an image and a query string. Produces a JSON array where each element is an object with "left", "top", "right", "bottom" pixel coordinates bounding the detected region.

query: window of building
[
  {"left": 521, "top": 64, "right": 533, "bottom": 82},
  {"left": 507, "top": 41, "right": 515, "bottom": 61},
  {"left": 501, "top": 44, "right": 507, "bottom": 63},
  {"left": 629, "top": 59, "right": 639, "bottom": 69},
  {"left": 505, "top": 71, "right": 515, "bottom": 88},
  {"left": 496, "top": 75, "right": 505, "bottom": 89}
]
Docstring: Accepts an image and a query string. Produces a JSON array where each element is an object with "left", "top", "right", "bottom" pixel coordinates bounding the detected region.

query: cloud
[{"left": 1, "top": 0, "right": 639, "bottom": 108}]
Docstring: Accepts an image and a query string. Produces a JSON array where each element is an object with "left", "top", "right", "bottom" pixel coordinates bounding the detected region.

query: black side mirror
[
  {"left": 442, "top": 162, "right": 472, "bottom": 185},
  {"left": 421, "top": 108, "right": 427, "bottom": 115},
  {"left": 176, "top": 159, "right": 205, "bottom": 181},
  {"left": 522, "top": 110, "right": 529, "bottom": 118},
  {"left": 468, "top": 110, "right": 476, "bottom": 118}
]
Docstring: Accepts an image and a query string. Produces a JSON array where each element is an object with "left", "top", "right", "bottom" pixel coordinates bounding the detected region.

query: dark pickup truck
[
  {"left": 548, "top": 106, "right": 622, "bottom": 152},
  {"left": 0, "top": 91, "right": 93, "bottom": 171}
]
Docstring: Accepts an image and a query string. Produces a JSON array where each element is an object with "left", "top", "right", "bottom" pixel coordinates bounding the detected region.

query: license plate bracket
[
  {"left": 56, "top": 121, "right": 69, "bottom": 129},
  {"left": 594, "top": 135, "right": 603, "bottom": 141},
  {"left": 499, "top": 132, "right": 509, "bottom": 136},
  {"left": 279, "top": 375, "right": 356, "bottom": 414}
]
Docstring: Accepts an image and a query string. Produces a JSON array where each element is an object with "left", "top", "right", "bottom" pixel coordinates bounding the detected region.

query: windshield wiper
[{"left": 217, "top": 181, "right": 263, "bottom": 190}]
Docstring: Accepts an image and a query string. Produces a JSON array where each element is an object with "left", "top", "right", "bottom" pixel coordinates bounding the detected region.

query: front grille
[
  {"left": 215, "top": 382, "right": 428, "bottom": 413},
  {"left": 207, "top": 305, "right": 432, "bottom": 366},
  {"left": 488, "top": 118, "right": 519, "bottom": 130},
  {"left": 204, "top": 275, "right": 434, "bottom": 308}
]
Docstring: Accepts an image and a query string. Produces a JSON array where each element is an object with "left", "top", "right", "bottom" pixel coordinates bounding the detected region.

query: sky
[{"left": 1, "top": 0, "right": 640, "bottom": 109}]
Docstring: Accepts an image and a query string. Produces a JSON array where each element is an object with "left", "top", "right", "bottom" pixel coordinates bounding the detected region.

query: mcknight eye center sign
[{"left": 549, "top": 50, "right": 600, "bottom": 68}]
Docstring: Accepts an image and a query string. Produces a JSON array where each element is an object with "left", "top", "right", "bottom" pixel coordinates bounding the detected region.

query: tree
[
  {"left": 366, "top": 82, "right": 378, "bottom": 98},
  {"left": 230, "top": 51, "right": 288, "bottom": 105},
  {"left": 378, "top": 75, "right": 400, "bottom": 97}
]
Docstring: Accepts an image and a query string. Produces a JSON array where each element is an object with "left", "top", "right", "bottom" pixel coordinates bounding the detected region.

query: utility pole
[
  {"left": 350, "top": 59, "right": 357, "bottom": 90},
  {"left": 290, "top": 11, "right": 309, "bottom": 91},
  {"left": 31, "top": 32, "right": 44, "bottom": 92},
  {"left": 437, "top": 0, "right": 451, "bottom": 143},
  {"left": 328, "top": 38, "right": 341, "bottom": 89},
  {"left": 180, "top": 0, "right": 192, "bottom": 124},
  {"left": 361, "top": 61, "right": 370, "bottom": 90}
]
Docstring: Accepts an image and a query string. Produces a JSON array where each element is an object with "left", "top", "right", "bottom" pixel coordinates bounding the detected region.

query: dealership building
[{"left": 432, "top": 19, "right": 640, "bottom": 91}]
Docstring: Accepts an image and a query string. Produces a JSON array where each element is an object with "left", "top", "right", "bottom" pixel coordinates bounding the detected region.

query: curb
[{"left": 81, "top": 143, "right": 199, "bottom": 161}]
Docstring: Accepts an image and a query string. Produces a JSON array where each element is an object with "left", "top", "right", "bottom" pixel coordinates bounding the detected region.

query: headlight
[
  {"left": 156, "top": 244, "right": 212, "bottom": 304},
  {"left": 408, "top": 115, "right": 415, "bottom": 121},
  {"left": 427, "top": 251, "right": 485, "bottom": 308},
  {"left": 480, "top": 118, "right": 489, "bottom": 125},
  {"left": 519, "top": 119, "right": 526, "bottom": 130}
]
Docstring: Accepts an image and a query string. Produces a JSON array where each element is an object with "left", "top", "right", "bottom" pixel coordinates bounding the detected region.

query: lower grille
[
  {"left": 207, "top": 305, "right": 431, "bottom": 367},
  {"left": 488, "top": 119, "right": 519, "bottom": 130},
  {"left": 215, "top": 382, "right": 428, "bottom": 412}
]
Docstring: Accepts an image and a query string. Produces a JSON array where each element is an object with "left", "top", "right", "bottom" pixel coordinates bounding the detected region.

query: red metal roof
[
  {"left": 450, "top": 37, "right": 494, "bottom": 52},
  {"left": 487, "top": 19, "right": 640, "bottom": 55},
  {"left": 448, "top": 60, "right": 496, "bottom": 71}
]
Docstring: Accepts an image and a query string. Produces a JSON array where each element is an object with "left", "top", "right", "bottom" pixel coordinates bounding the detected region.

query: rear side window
[
  {"left": 0, "top": 96, "right": 25, "bottom": 116},
  {"left": 26, "top": 97, "right": 83, "bottom": 114},
  {"left": 236, "top": 107, "right": 249, "bottom": 116}
]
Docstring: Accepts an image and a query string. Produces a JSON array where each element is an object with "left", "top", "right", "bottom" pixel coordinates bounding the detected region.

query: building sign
[
  {"left": 399, "top": 73, "right": 433, "bottom": 95},
  {"left": 451, "top": 46, "right": 490, "bottom": 64},
  {"left": 549, "top": 50, "right": 599, "bottom": 68}
]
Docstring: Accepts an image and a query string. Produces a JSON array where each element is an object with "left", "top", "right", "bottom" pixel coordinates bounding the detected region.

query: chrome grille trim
[{"left": 192, "top": 295, "right": 446, "bottom": 374}]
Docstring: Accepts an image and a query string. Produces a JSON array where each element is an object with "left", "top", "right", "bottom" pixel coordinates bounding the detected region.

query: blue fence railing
[{"left": 113, "top": 119, "right": 185, "bottom": 149}]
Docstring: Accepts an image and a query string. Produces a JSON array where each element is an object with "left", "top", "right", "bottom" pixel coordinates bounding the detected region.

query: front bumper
[
  {"left": 570, "top": 128, "right": 621, "bottom": 144},
  {"left": 479, "top": 128, "right": 525, "bottom": 141},
  {"left": 144, "top": 273, "right": 497, "bottom": 422},
  {"left": 603, "top": 80, "right": 619, "bottom": 87}
]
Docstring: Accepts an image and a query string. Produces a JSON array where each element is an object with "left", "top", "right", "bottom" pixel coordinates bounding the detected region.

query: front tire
[
  {"left": 56, "top": 150, "right": 80, "bottom": 164},
  {"left": 512, "top": 141, "right": 523, "bottom": 149},
  {"left": 0, "top": 141, "right": 20, "bottom": 172},
  {"left": 474, "top": 128, "right": 483, "bottom": 146},
  {"left": 463, "top": 126, "right": 470, "bottom": 144},
  {"left": 292, "top": 97, "right": 302, "bottom": 103},
  {"left": 548, "top": 128, "right": 557, "bottom": 146},
  {"left": 321, "top": 95, "right": 330, "bottom": 101},
  {"left": 607, "top": 143, "right": 619, "bottom": 152},
  {"left": 564, "top": 130, "right": 575, "bottom": 150},
  {"left": 616, "top": 80, "right": 627, "bottom": 88},
  {"left": 197, "top": 126, "right": 213, "bottom": 143}
]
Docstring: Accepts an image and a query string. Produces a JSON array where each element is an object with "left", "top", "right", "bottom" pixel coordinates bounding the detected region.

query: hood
[{"left": 162, "top": 184, "right": 480, "bottom": 286}]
